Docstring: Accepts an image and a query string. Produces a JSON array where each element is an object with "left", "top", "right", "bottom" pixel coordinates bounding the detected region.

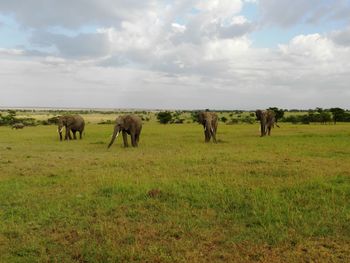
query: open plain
[{"left": 0, "top": 113, "right": 349, "bottom": 262}]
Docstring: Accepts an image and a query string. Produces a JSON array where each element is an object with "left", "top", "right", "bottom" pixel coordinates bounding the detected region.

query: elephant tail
[{"left": 107, "top": 126, "right": 119, "bottom": 149}]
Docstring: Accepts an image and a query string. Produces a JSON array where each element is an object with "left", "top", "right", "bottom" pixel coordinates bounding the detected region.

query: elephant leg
[
  {"left": 135, "top": 133, "right": 140, "bottom": 147},
  {"left": 211, "top": 130, "right": 217, "bottom": 143},
  {"left": 73, "top": 131, "right": 77, "bottom": 140},
  {"left": 268, "top": 126, "right": 271, "bottom": 136},
  {"left": 260, "top": 123, "right": 264, "bottom": 137},
  {"left": 79, "top": 131, "right": 83, "bottom": 139},
  {"left": 131, "top": 133, "right": 136, "bottom": 147},
  {"left": 65, "top": 127, "right": 70, "bottom": 140},
  {"left": 204, "top": 131, "right": 209, "bottom": 142},
  {"left": 122, "top": 131, "right": 129, "bottom": 147}
]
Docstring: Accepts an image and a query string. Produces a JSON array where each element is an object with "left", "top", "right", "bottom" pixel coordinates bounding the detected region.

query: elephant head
[
  {"left": 57, "top": 116, "right": 68, "bottom": 141},
  {"left": 255, "top": 110, "right": 264, "bottom": 122},
  {"left": 198, "top": 112, "right": 218, "bottom": 143},
  {"left": 108, "top": 115, "right": 142, "bottom": 148}
]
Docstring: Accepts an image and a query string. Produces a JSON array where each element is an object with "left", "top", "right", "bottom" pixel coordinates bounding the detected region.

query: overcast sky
[{"left": 0, "top": 0, "right": 350, "bottom": 109}]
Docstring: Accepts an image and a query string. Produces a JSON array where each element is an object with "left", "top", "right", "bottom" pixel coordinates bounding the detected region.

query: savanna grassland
[{"left": 0, "top": 112, "right": 349, "bottom": 262}]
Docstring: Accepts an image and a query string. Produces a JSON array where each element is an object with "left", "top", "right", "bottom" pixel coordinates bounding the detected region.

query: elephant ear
[
  {"left": 65, "top": 116, "right": 75, "bottom": 126},
  {"left": 255, "top": 110, "right": 262, "bottom": 120},
  {"left": 198, "top": 112, "right": 205, "bottom": 123}
]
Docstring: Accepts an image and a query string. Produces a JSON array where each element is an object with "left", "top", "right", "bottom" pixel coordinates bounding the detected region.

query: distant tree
[
  {"left": 319, "top": 111, "right": 332, "bottom": 124},
  {"left": 7, "top": 110, "right": 16, "bottom": 116},
  {"left": 316, "top": 107, "right": 324, "bottom": 113},
  {"left": 329, "top": 108, "right": 345, "bottom": 124},
  {"left": 220, "top": 116, "right": 228, "bottom": 123},
  {"left": 157, "top": 111, "right": 173, "bottom": 124}
]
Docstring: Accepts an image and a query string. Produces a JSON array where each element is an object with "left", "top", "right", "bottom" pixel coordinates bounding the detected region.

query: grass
[{"left": 0, "top": 120, "right": 350, "bottom": 262}]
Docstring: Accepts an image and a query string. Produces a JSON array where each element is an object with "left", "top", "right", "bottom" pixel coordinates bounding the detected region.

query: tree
[
  {"left": 319, "top": 112, "right": 332, "bottom": 124},
  {"left": 157, "top": 111, "right": 173, "bottom": 124},
  {"left": 220, "top": 116, "right": 228, "bottom": 123},
  {"left": 329, "top": 108, "right": 345, "bottom": 124}
]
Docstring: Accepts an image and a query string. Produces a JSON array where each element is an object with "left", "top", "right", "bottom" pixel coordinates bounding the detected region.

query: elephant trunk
[
  {"left": 204, "top": 122, "right": 211, "bottom": 142},
  {"left": 107, "top": 126, "right": 120, "bottom": 148}
]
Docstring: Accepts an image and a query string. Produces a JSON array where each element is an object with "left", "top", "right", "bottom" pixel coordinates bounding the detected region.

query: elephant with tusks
[
  {"left": 57, "top": 115, "right": 85, "bottom": 141},
  {"left": 108, "top": 115, "right": 142, "bottom": 148},
  {"left": 255, "top": 110, "right": 277, "bottom": 137},
  {"left": 198, "top": 111, "right": 218, "bottom": 143}
]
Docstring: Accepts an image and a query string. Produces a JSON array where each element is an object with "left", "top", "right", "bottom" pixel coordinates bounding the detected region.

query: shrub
[
  {"left": 220, "top": 116, "right": 228, "bottom": 123},
  {"left": 241, "top": 116, "right": 254, "bottom": 124},
  {"left": 157, "top": 111, "right": 173, "bottom": 124},
  {"left": 227, "top": 118, "right": 239, "bottom": 125},
  {"left": 98, "top": 120, "right": 113, "bottom": 125}
]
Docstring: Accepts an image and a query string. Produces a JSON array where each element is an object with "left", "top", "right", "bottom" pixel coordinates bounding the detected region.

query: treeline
[
  {"left": 280, "top": 108, "right": 350, "bottom": 124},
  {"left": 1, "top": 107, "right": 350, "bottom": 127},
  {"left": 0, "top": 110, "right": 57, "bottom": 126}
]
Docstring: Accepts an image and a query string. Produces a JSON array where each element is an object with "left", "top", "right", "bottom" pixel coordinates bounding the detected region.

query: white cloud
[
  {"left": 0, "top": 47, "right": 24, "bottom": 55},
  {"left": 196, "top": 0, "right": 243, "bottom": 19},
  {"left": 171, "top": 23, "right": 186, "bottom": 33},
  {"left": 278, "top": 34, "right": 335, "bottom": 61},
  {"left": 1, "top": 1, "right": 350, "bottom": 109}
]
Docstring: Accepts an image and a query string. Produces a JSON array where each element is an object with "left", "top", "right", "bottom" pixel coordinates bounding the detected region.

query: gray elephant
[
  {"left": 255, "top": 110, "right": 276, "bottom": 136},
  {"left": 108, "top": 115, "right": 142, "bottom": 148},
  {"left": 198, "top": 111, "right": 218, "bottom": 143},
  {"left": 12, "top": 123, "right": 24, "bottom": 129},
  {"left": 57, "top": 115, "right": 85, "bottom": 141}
]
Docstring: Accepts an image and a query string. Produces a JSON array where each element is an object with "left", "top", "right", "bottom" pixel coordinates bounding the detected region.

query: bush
[
  {"left": 98, "top": 120, "right": 113, "bottom": 125},
  {"left": 220, "top": 116, "right": 228, "bottom": 123},
  {"left": 157, "top": 111, "right": 173, "bottom": 124},
  {"left": 171, "top": 118, "right": 184, "bottom": 124},
  {"left": 227, "top": 118, "right": 239, "bottom": 125},
  {"left": 190, "top": 111, "right": 200, "bottom": 123},
  {"left": 241, "top": 116, "right": 254, "bottom": 124}
]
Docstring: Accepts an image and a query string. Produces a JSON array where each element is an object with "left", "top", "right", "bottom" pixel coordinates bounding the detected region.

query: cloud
[
  {"left": 258, "top": 0, "right": 350, "bottom": 27},
  {"left": 1, "top": 1, "right": 350, "bottom": 109},
  {"left": 330, "top": 26, "right": 350, "bottom": 46},
  {"left": 0, "top": 0, "right": 157, "bottom": 29},
  {"left": 278, "top": 34, "right": 335, "bottom": 61},
  {"left": 30, "top": 30, "right": 111, "bottom": 58}
]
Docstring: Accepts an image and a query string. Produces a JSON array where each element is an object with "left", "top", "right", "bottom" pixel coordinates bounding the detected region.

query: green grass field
[{"left": 0, "top": 119, "right": 349, "bottom": 262}]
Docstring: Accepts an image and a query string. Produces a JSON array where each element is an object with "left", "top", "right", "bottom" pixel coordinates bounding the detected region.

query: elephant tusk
[
  {"left": 115, "top": 131, "right": 119, "bottom": 138},
  {"left": 204, "top": 126, "right": 207, "bottom": 131},
  {"left": 59, "top": 127, "right": 64, "bottom": 133}
]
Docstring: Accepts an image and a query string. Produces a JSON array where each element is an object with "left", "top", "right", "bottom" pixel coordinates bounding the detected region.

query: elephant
[
  {"left": 198, "top": 111, "right": 218, "bottom": 143},
  {"left": 12, "top": 123, "right": 24, "bottom": 129},
  {"left": 108, "top": 115, "right": 142, "bottom": 148},
  {"left": 255, "top": 110, "right": 276, "bottom": 136},
  {"left": 57, "top": 115, "right": 85, "bottom": 141}
]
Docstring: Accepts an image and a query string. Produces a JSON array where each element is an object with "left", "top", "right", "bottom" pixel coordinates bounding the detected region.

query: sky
[{"left": 0, "top": 0, "right": 350, "bottom": 110}]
